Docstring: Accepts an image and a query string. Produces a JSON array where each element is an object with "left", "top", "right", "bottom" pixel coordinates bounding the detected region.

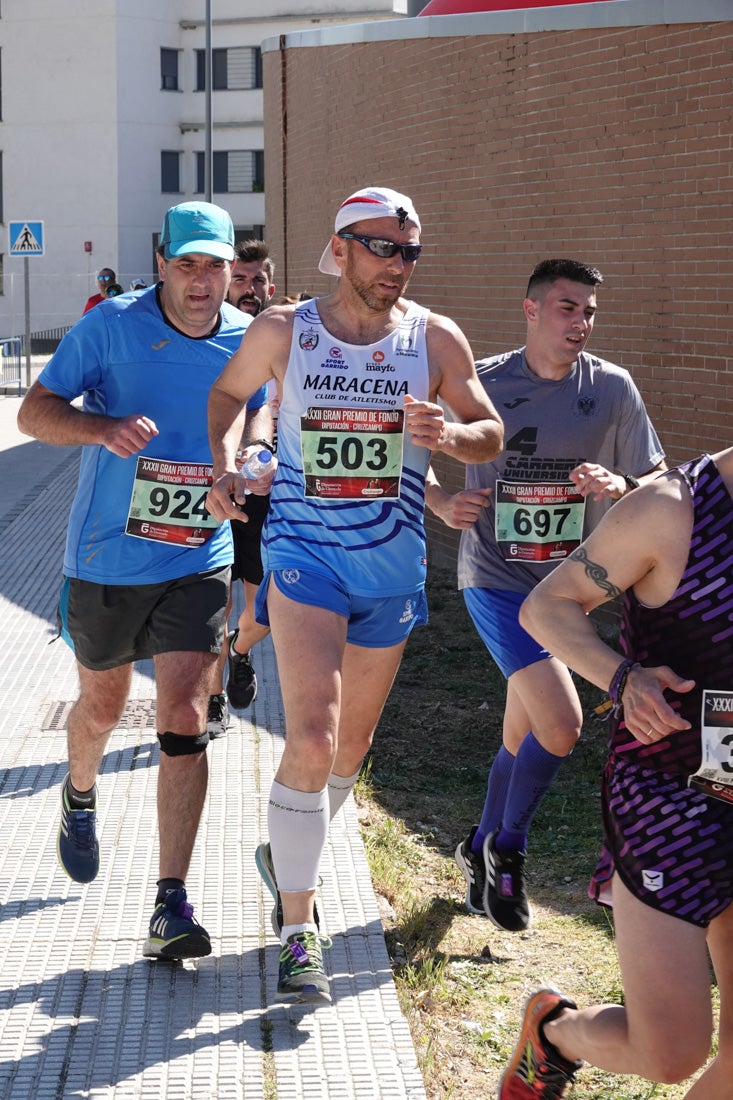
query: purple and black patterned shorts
[{"left": 589, "top": 756, "right": 733, "bottom": 927}]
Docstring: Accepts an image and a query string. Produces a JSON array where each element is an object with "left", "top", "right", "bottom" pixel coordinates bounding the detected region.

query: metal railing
[
  {"left": 0, "top": 338, "right": 22, "bottom": 396},
  {"left": 28, "top": 325, "right": 73, "bottom": 355}
]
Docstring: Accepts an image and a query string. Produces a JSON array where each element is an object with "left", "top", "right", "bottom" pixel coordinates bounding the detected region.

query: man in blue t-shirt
[{"left": 17, "top": 201, "right": 270, "bottom": 962}]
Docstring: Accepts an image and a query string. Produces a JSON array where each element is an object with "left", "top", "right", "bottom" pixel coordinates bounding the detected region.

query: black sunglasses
[{"left": 337, "top": 232, "right": 422, "bottom": 263}]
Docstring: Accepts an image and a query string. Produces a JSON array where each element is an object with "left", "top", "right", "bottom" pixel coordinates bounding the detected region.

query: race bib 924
[{"left": 126, "top": 457, "right": 220, "bottom": 546}]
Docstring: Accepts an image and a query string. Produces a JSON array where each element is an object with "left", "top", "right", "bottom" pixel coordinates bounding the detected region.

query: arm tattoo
[{"left": 569, "top": 546, "right": 623, "bottom": 599}]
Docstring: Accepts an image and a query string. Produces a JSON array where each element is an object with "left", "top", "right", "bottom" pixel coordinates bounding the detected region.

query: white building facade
[{"left": 0, "top": 0, "right": 407, "bottom": 335}]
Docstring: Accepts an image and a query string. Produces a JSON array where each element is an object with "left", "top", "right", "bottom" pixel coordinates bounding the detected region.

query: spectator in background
[
  {"left": 278, "top": 292, "right": 312, "bottom": 305},
  {"left": 83, "top": 268, "right": 117, "bottom": 314}
]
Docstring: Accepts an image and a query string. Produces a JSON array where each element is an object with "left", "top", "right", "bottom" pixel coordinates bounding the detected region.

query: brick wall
[{"left": 264, "top": 17, "right": 733, "bottom": 567}]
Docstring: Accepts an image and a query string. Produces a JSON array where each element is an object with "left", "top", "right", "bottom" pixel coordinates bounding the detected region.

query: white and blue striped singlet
[{"left": 262, "top": 298, "right": 432, "bottom": 598}]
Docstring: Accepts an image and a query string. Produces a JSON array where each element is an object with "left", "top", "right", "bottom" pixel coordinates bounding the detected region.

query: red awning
[{"left": 418, "top": 0, "right": 620, "bottom": 16}]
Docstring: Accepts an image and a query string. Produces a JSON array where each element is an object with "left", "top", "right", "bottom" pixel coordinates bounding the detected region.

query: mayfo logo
[{"left": 372, "top": 351, "right": 385, "bottom": 363}]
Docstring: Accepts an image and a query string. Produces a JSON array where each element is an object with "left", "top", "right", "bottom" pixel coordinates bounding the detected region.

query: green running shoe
[{"left": 276, "top": 931, "right": 332, "bottom": 1005}]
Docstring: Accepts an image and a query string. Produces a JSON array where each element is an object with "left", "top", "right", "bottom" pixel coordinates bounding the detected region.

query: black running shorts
[{"left": 57, "top": 566, "right": 231, "bottom": 671}]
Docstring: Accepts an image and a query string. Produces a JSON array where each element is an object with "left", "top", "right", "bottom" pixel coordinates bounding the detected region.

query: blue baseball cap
[{"left": 160, "top": 201, "right": 235, "bottom": 261}]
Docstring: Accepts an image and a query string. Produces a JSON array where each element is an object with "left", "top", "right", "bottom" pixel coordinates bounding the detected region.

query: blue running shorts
[
  {"left": 462, "top": 586, "right": 550, "bottom": 679},
  {"left": 255, "top": 568, "right": 428, "bottom": 648}
]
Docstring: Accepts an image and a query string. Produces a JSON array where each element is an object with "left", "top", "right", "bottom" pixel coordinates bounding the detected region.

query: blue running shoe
[
  {"left": 143, "top": 887, "right": 211, "bottom": 960},
  {"left": 57, "top": 776, "right": 99, "bottom": 883}
]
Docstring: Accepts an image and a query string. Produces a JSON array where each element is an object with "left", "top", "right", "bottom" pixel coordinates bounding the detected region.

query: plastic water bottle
[{"left": 241, "top": 448, "right": 273, "bottom": 495}]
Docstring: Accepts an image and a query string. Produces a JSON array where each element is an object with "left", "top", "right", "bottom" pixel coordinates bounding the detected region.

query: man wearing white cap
[
  {"left": 207, "top": 186, "right": 504, "bottom": 1004},
  {"left": 18, "top": 201, "right": 270, "bottom": 961}
]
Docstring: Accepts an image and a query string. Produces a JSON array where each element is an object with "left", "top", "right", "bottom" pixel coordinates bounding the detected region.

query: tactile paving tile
[{"left": 0, "top": 435, "right": 427, "bottom": 1099}]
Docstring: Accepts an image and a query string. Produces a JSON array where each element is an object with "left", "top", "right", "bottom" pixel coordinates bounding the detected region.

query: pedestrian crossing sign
[{"left": 9, "top": 220, "right": 44, "bottom": 256}]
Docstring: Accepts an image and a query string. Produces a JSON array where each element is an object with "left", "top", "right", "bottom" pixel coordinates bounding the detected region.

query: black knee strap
[{"left": 157, "top": 730, "right": 210, "bottom": 756}]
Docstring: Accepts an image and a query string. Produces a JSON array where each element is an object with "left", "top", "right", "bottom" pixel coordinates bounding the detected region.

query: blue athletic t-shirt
[{"left": 39, "top": 286, "right": 267, "bottom": 584}]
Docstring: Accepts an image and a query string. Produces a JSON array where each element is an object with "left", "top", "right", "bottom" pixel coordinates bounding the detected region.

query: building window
[
  {"left": 235, "top": 227, "right": 265, "bottom": 243},
  {"left": 160, "top": 48, "right": 180, "bottom": 91},
  {"left": 196, "top": 151, "right": 264, "bottom": 194},
  {"left": 161, "top": 151, "right": 181, "bottom": 194},
  {"left": 195, "top": 47, "right": 262, "bottom": 91},
  {"left": 0, "top": 151, "right": 4, "bottom": 224}
]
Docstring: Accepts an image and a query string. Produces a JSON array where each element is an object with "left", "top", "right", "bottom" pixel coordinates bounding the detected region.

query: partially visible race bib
[
  {"left": 495, "top": 479, "right": 585, "bottom": 563},
  {"left": 300, "top": 405, "right": 404, "bottom": 500},
  {"left": 126, "top": 457, "right": 220, "bottom": 546},
  {"left": 688, "top": 689, "right": 733, "bottom": 805}
]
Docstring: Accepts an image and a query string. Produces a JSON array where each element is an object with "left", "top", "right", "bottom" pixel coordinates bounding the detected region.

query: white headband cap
[{"left": 318, "top": 186, "right": 421, "bottom": 276}]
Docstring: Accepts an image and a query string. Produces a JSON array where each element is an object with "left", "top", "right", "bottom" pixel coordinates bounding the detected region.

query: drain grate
[{"left": 42, "top": 698, "right": 158, "bottom": 731}]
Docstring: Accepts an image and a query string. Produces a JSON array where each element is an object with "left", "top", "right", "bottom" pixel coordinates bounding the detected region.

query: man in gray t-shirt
[{"left": 426, "top": 258, "right": 666, "bottom": 933}]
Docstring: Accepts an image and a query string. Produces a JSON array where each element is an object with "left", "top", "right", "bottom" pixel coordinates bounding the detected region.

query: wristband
[
  {"left": 608, "top": 657, "right": 640, "bottom": 712},
  {"left": 620, "top": 472, "right": 640, "bottom": 492},
  {"left": 246, "top": 438, "right": 275, "bottom": 454}
]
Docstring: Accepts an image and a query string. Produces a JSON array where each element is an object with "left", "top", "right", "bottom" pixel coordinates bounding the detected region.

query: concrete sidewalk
[{"left": 0, "top": 393, "right": 426, "bottom": 1100}]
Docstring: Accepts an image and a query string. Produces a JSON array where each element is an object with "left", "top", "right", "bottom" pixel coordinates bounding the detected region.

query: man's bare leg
[
  {"left": 141, "top": 649, "right": 218, "bottom": 961},
  {"left": 234, "top": 578, "right": 271, "bottom": 654},
  {"left": 67, "top": 662, "right": 134, "bottom": 790},
  {"left": 154, "top": 649, "right": 217, "bottom": 882},
  {"left": 58, "top": 662, "right": 133, "bottom": 882},
  {"left": 267, "top": 581, "right": 407, "bottom": 927}
]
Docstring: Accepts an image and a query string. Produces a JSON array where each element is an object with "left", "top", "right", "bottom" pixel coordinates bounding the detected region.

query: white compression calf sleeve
[
  {"left": 327, "top": 768, "right": 362, "bottom": 820},
  {"left": 268, "top": 780, "right": 329, "bottom": 893}
]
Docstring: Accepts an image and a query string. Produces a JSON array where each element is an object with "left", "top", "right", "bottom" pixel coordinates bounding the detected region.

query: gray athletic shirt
[{"left": 457, "top": 348, "right": 665, "bottom": 595}]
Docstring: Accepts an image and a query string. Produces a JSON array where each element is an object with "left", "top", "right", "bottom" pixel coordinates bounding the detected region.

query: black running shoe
[
  {"left": 483, "top": 831, "right": 531, "bottom": 932},
  {"left": 206, "top": 693, "right": 229, "bottom": 740},
  {"left": 226, "top": 630, "right": 257, "bottom": 710},
  {"left": 143, "top": 887, "right": 211, "bottom": 960},
  {"left": 455, "top": 825, "right": 488, "bottom": 915},
  {"left": 498, "top": 986, "right": 581, "bottom": 1097}
]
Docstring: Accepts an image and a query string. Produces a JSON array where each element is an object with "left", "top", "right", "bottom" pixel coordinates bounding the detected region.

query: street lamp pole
[{"left": 204, "top": 0, "right": 213, "bottom": 202}]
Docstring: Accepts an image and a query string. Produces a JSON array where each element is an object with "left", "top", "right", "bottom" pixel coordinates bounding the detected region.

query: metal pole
[
  {"left": 23, "top": 257, "right": 31, "bottom": 389},
  {"left": 205, "top": 0, "right": 213, "bottom": 202}
]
